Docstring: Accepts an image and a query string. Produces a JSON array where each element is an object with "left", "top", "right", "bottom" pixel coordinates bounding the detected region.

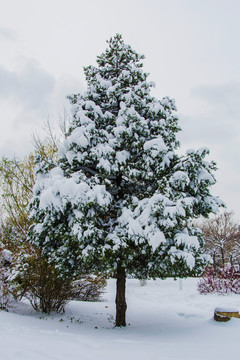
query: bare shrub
[{"left": 71, "top": 275, "right": 106, "bottom": 301}]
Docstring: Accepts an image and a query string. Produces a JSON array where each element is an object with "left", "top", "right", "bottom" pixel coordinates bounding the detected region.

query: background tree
[
  {"left": 32, "top": 113, "right": 70, "bottom": 166},
  {"left": 231, "top": 240, "right": 240, "bottom": 266},
  {"left": 0, "top": 115, "right": 64, "bottom": 249},
  {"left": 29, "top": 34, "right": 223, "bottom": 326},
  {"left": 0, "top": 155, "right": 35, "bottom": 249},
  {"left": 198, "top": 211, "right": 240, "bottom": 269}
]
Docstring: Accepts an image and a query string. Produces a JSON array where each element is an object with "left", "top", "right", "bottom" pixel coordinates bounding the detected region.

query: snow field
[{"left": 0, "top": 278, "right": 240, "bottom": 360}]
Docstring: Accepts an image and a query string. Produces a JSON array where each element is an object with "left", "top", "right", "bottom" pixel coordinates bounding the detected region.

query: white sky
[{"left": 0, "top": 0, "right": 240, "bottom": 218}]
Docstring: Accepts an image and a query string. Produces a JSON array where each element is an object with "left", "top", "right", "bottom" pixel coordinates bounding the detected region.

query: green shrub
[
  {"left": 71, "top": 275, "right": 106, "bottom": 302},
  {"left": 10, "top": 246, "right": 72, "bottom": 314}
]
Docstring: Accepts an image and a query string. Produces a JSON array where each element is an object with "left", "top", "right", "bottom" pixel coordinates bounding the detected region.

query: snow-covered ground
[{"left": 1, "top": 278, "right": 240, "bottom": 360}]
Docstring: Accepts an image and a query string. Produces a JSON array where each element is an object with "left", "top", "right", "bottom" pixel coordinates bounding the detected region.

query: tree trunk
[
  {"left": 213, "top": 252, "right": 216, "bottom": 272},
  {"left": 221, "top": 248, "right": 225, "bottom": 268},
  {"left": 115, "top": 263, "right": 127, "bottom": 327}
]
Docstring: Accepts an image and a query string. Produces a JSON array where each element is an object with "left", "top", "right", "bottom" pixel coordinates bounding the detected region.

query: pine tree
[{"left": 29, "top": 34, "right": 223, "bottom": 326}]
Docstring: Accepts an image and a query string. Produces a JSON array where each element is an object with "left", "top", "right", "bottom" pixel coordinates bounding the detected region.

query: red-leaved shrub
[{"left": 198, "top": 265, "right": 240, "bottom": 294}]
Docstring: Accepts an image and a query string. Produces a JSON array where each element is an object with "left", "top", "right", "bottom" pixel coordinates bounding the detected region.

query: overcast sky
[{"left": 0, "top": 0, "right": 240, "bottom": 219}]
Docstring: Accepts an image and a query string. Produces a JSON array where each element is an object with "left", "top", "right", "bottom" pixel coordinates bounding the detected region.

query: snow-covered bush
[
  {"left": 0, "top": 243, "right": 13, "bottom": 310},
  {"left": 0, "top": 275, "right": 10, "bottom": 310},
  {"left": 198, "top": 265, "right": 240, "bottom": 294}
]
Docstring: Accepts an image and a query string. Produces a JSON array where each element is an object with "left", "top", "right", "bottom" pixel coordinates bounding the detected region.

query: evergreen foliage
[{"left": 29, "top": 34, "right": 223, "bottom": 288}]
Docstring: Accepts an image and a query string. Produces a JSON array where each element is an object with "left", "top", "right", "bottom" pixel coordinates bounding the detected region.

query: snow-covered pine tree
[{"left": 29, "top": 34, "right": 223, "bottom": 326}]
